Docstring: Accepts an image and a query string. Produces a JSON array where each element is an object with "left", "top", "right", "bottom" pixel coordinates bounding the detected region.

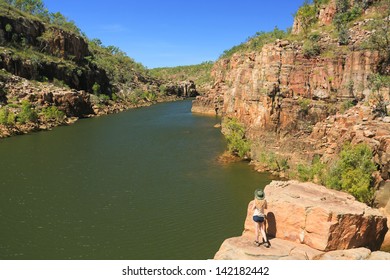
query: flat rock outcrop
[
  {"left": 214, "top": 237, "right": 322, "bottom": 260},
  {"left": 214, "top": 180, "right": 389, "bottom": 260},
  {"left": 243, "top": 181, "right": 388, "bottom": 251}
]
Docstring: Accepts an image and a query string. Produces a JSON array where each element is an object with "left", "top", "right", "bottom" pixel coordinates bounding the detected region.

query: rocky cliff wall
[
  {"left": 0, "top": 15, "right": 90, "bottom": 62},
  {"left": 192, "top": 38, "right": 385, "bottom": 166},
  {"left": 0, "top": 14, "right": 111, "bottom": 94},
  {"left": 195, "top": 39, "right": 379, "bottom": 129}
]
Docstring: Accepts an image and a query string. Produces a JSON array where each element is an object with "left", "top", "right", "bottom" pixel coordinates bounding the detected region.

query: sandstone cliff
[
  {"left": 192, "top": 0, "right": 389, "bottom": 184},
  {"left": 214, "top": 180, "right": 390, "bottom": 260},
  {"left": 0, "top": 13, "right": 111, "bottom": 94}
]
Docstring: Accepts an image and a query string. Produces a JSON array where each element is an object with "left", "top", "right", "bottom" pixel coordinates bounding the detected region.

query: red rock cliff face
[
  {"left": 194, "top": 40, "right": 379, "bottom": 131},
  {"left": 45, "top": 28, "right": 90, "bottom": 63},
  {"left": 0, "top": 15, "right": 90, "bottom": 62},
  {"left": 192, "top": 22, "right": 388, "bottom": 179},
  {"left": 0, "top": 15, "right": 108, "bottom": 93}
]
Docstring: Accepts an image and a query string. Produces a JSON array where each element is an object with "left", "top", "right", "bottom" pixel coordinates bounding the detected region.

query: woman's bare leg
[
  {"left": 259, "top": 223, "right": 267, "bottom": 242},
  {"left": 254, "top": 221, "right": 260, "bottom": 242}
]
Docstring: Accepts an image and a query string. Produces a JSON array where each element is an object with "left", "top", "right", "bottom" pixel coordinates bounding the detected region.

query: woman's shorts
[{"left": 253, "top": 216, "right": 265, "bottom": 223}]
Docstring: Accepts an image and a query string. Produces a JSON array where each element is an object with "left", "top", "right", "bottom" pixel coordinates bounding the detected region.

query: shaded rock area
[
  {"left": 214, "top": 180, "right": 390, "bottom": 260},
  {"left": 379, "top": 182, "right": 390, "bottom": 251},
  {"left": 166, "top": 80, "right": 198, "bottom": 98}
]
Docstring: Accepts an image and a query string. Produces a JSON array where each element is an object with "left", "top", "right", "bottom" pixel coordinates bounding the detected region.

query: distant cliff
[{"left": 0, "top": 2, "right": 185, "bottom": 138}]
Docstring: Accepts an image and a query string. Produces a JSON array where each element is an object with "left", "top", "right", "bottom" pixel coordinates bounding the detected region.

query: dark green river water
[{"left": 0, "top": 100, "right": 272, "bottom": 260}]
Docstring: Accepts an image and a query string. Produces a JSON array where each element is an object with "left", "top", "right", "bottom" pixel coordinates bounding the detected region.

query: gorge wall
[
  {"left": 0, "top": 14, "right": 111, "bottom": 94},
  {"left": 194, "top": 0, "right": 390, "bottom": 253},
  {"left": 192, "top": 1, "right": 390, "bottom": 182}
]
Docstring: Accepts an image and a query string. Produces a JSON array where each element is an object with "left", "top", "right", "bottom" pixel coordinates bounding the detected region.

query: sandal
[
  {"left": 253, "top": 241, "right": 261, "bottom": 247},
  {"left": 263, "top": 241, "right": 271, "bottom": 248}
]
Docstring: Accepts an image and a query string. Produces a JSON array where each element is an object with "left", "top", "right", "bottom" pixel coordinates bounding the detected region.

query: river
[{"left": 0, "top": 100, "right": 272, "bottom": 260}]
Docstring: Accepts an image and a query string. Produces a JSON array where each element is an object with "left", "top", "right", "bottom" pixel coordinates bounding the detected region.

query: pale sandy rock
[
  {"left": 214, "top": 237, "right": 390, "bottom": 260},
  {"left": 314, "top": 248, "right": 372, "bottom": 260},
  {"left": 214, "top": 237, "right": 322, "bottom": 260},
  {"left": 367, "top": 251, "right": 390, "bottom": 260}
]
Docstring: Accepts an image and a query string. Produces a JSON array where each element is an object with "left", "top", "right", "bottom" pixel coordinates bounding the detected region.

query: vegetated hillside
[
  {"left": 193, "top": 0, "right": 390, "bottom": 205},
  {"left": 0, "top": 0, "right": 181, "bottom": 138},
  {"left": 150, "top": 61, "right": 214, "bottom": 94}
]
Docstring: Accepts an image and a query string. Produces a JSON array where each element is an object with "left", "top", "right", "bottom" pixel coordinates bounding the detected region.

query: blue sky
[{"left": 44, "top": 0, "right": 304, "bottom": 68}]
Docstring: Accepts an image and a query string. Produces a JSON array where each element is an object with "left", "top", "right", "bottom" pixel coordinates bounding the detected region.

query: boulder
[
  {"left": 313, "top": 89, "right": 330, "bottom": 100},
  {"left": 242, "top": 181, "right": 388, "bottom": 251},
  {"left": 53, "top": 91, "right": 94, "bottom": 117}
]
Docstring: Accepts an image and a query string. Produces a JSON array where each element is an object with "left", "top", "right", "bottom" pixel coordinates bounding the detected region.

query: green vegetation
[
  {"left": 87, "top": 39, "right": 148, "bottom": 96},
  {"left": 295, "top": 0, "right": 318, "bottom": 35},
  {"left": 40, "top": 105, "right": 65, "bottom": 122},
  {"left": 298, "top": 98, "right": 311, "bottom": 115},
  {"left": 0, "top": 106, "right": 16, "bottom": 125},
  {"left": 150, "top": 61, "right": 214, "bottom": 89},
  {"left": 333, "top": 0, "right": 367, "bottom": 45},
  {"left": 92, "top": 82, "right": 101, "bottom": 95},
  {"left": 2, "top": 0, "right": 46, "bottom": 15},
  {"left": 0, "top": 0, "right": 80, "bottom": 34},
  {"left": 297, "top": 155, "right": 327, "bottom": 183},
  {"left": 220, "top": 27, "right": 288, "bottom": 59},
  {"left": 52, "top": 78, "right": 70, "bottom": 89},
  {"left": 340, "top": 100, "right": 355, "bottom": 113},
  {"left": 326, "top": 143, "right": 376, "bottom": 203},
  {"left": 1, "top": 0, "right": 163, "bottom": 105},
  {"left": 297, "top": 143, "right": 377, "bottom": 204},
  {"left": 362, "top": 0, "right": 390, "bottom": 73},
  {"left": 293, "top": 0, "right": 329, "bottom": 36},
  {"left": 258, "top": 151, "right": 290, "bottom": 172},
  {"left": 142, "top": 91, "right": 157, "bottom": 102},
  {"left": 368, "top": 73, "right": 390, "bottom": 116},
  {"left": 17, "top": 100, "right": 38, "bottom": 124},
  {"left": 224, "top": 118, "right": 251, "bottom": 158},
  {"left": 302, "top": 33, "right": 321, "bottom": 57}
]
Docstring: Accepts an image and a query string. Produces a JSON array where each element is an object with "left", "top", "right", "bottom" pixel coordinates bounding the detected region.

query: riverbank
[{"left": 0, "top": 74, "right": 183, "bottom": 139}]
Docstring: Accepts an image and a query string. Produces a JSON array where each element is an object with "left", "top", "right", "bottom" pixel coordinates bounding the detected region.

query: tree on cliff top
[
  {"left": 364, "top": 0, "right": 390, "bottom": 74},
  {"left": 295, "top": 0, "right": 318, "bottom": 35},
  {"left": 1, "top": 0, "right": 47, "bottom": 16}
]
